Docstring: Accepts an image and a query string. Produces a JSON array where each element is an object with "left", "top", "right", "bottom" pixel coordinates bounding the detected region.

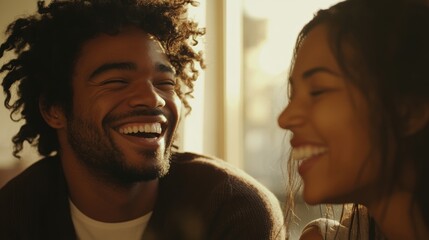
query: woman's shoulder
[
  {"left": 300, "top": 223, "right": 324, "bottom": 240},
  {"left": 300, "top": 218, "right": 348, "bottom": 240}
]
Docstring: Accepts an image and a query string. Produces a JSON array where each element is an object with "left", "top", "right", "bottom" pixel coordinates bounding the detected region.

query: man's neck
[{"left": 61, "top": 154, "right": 158, "bottom": 223}]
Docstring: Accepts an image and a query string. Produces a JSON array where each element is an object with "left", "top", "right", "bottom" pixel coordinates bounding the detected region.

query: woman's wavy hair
[
  {"left": 284, "top": 0, "right": 429, "bottom": 239},
  {"left": 1, "top": 0, "right": 205, "bottom": 158}
]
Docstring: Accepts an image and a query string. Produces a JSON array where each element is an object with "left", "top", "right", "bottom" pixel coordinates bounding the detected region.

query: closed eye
[
  {"left": 310, "top": 89, "right": 327, "bottom": 96},
  {"left": 310, "top": 88, "right": 338, "bottom": 97},
  {"left": 155, "top": 79, "right": 176, "bottom": 90},
  {"left": 101, "top": 79, "right": 128, "bottom": 85},
  {"left": 159, "top": 80, "right": 175, "bottom": 85}
]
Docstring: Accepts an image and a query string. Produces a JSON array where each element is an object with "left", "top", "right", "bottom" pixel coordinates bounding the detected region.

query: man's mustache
[{"left": 103, "top": 108, "right": 165, "bottom": 124}]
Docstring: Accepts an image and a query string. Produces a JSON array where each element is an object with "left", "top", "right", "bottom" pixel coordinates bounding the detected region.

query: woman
[{"left": 277, "top": 0, "right": 429, "bottom": 239}]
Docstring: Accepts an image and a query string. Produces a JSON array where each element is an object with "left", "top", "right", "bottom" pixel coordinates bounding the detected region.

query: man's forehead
[
  {"left": 146, "top": 34, "right": 175, "bottom": 73},
  {"left": 147, "top": 34, "right": 166, "bottom": 53}
]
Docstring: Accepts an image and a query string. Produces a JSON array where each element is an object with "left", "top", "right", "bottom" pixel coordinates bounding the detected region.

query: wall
[{"left": 0, "top": 0, "right": 39, "bottom": 169}]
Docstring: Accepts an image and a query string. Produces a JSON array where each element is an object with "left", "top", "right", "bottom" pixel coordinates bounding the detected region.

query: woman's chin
[{"left": 302, "top": 187, "right": 333, "bottom": 205}]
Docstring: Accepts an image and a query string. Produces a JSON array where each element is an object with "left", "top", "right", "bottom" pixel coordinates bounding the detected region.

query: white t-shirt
[{"left": 69, "top": 200, "right": 152, "bottom": 240}]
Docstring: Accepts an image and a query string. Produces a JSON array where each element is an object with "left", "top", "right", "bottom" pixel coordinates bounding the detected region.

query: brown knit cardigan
[{"left": 0, "top": 152, "right": 285, "bottom": 240}]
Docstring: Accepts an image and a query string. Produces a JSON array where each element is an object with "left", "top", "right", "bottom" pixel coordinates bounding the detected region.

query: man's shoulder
[
  {"left": 170, "top": 151, "right": 254, "bottom": 184},
  {"left": 170, "top": 151, "right": 233, "bottom": 170},
  {"left": 0, "top": 156, "right": 73, "bottom": 238},
  {"left": 168, "top": 151, "right": 280, "bottom": 204},
  {"left": 170, "top": 151, "right": 248, "bottom": 174},
  {"left": 0, "top": 156, "right": 61, "bottom": 199},
  {"left": 159, "top": 152, "right": 285, "bottom": 239}
]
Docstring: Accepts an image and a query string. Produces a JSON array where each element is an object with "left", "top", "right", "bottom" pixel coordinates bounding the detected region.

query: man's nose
[{"left": 127, "top": 80, "right": 166, "bottom": 109}]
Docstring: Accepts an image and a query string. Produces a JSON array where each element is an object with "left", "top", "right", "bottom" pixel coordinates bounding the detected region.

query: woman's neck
[{"left": 366, "top": 190, "right": 428, "bottom": 240}]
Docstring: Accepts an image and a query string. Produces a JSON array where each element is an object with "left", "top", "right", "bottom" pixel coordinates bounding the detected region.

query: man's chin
[
  {"left": 104, "top": 161, "right": 169, "bottom": 186},
  {"left": 110, "top": 150, "right": 171, "bottom": 184}
]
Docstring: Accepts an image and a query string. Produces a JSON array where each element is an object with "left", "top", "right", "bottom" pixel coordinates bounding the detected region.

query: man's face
[{"left": 65, "top": 27, "right": 181, "bottom": 184}]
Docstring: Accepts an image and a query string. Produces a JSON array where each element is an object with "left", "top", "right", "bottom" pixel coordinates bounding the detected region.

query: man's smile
[{"left": 110, "top": 115, "right": 169, "bottom": 150}]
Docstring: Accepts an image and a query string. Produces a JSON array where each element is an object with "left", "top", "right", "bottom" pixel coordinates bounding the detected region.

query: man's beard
[{"left": 66, "top": 114, "right": 173, "bottom": 186}]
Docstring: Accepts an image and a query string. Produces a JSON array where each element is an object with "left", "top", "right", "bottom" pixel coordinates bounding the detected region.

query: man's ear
[
  {"left": 39, "top": 97, "right": 66, "bottom": 129},
  {"left": 403, "top": 103, "right": 429, "bottom": 136}
]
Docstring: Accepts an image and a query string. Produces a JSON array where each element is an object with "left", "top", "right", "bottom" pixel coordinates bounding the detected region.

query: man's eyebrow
[
  {"left": 155, "top": 62, "right": 175, "bottom": 75},
  {"left": 89, "top": 62, "right": 137, "bottom": 79},
  {"left": 302, "top": 66, "right": 340, "bottom": 79}
]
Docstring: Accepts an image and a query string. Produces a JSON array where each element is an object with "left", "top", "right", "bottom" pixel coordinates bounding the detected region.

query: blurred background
[{"left": 0, "top": 0, "right": 342, "bottom": 238}]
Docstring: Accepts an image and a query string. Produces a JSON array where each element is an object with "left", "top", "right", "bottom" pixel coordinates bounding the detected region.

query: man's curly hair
[{"left": 0, "top": 0, "right": 205, "bottom": 158}]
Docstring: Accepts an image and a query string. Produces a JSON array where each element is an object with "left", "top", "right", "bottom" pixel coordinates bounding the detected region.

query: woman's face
[{"left": 278, "top": 24, "right": 381, "bottom": 205}]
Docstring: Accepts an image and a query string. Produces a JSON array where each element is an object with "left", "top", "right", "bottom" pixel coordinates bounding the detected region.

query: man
[{"left": 0, "top": 0, "right": 285, "bottom": 239}]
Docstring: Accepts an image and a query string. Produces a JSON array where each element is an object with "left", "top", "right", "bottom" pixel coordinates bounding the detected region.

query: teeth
[
  {"left": 150, "top": 124, "right": 157, "bottom": 133},
  {"left": 118, "top": 123, "right": 162, "bottom": 135},
  {"left": 291, "top": 146, "right": 327, "bottom": 161}
]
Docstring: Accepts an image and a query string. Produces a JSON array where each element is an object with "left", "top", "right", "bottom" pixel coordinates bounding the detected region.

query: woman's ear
[{"left": 39, "top": 97, "right": 66, "bottom": 129}]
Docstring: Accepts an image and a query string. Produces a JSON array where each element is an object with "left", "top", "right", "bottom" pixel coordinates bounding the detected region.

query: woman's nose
[{"left": 278, "top": 100, "right": 305, "bottom": 130}]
